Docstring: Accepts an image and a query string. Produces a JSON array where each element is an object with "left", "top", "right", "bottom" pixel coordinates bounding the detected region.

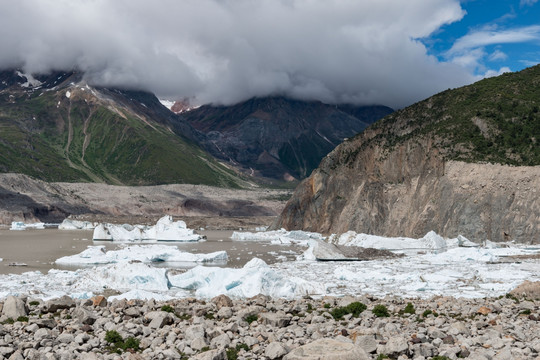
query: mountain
[
  {"left": 0, "top": 70, "right": 244, "bottom": 187},
  {"left": 274, "top": 65, "right": 540, "bottom": 242},
  {"left": 181, "top": 97, "right": 393, "bottom": 181}
]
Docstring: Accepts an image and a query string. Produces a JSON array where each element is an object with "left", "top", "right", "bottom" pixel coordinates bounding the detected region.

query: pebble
[{"left": 0, "top": 294, "right": 537, "bottom": 359}]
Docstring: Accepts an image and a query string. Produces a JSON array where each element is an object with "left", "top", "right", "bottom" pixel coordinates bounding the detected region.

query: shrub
[
  {"left": 244, "top": 314, "right": 258, "bottom": 324},
  {"left": 105, "top": 330, "right": 123, "bottom": 344},
  {"left": 161, "top": 305, "right": 174, "bottom": 313},
  {"left": 226, "top": 348, "right": 239, "bottom": 360},
  {"left": 29, "top": 300, "right": 40, "bottom": 306},
  {"left": 16, "top": 316, "right": 29, "bottom": 322},
  {"left": 346, "top": 302, "right": 367, "bottom": 317},
  {"left": 121, "top": 337, "right": 140, "bottom": 351},
  {"left": 402, "top": 302, "right": 415, "bottom": 315},
  {"left": 372, "top": 304, "right": 390, "bottom": 317}
]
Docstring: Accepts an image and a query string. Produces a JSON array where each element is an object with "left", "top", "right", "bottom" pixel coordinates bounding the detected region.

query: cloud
[
  {"left": 447, "top": 25, "right": 540, "bottom": 55},
  {"left": 489, "top": 49, "right": 508, "bottom": 61},
  {"left": 520, "top": 0, "right": 538, "bottom": 7},
  {"left": 0, "top": 0, "right": 475, "bottom": 109}
]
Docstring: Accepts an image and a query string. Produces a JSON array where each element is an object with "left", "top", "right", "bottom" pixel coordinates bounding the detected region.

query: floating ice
[
  {"left": 297, "top": 239, "right": 347, "bottom": 261},
  {"left": 331, "top": 230, "right": 447, "bottom": 252},
  {"left": 169, "top": 258, "right": 326, "bottom": 299},
  {"left": 59, "top": 219, "right": 96, "bottom": 230},
  {"left": 55, "top": 245, "right": 228, "bottom": 266},
  {"left": 92, "top": 215, "right": 203, "bottom": 242},
  {"left": 10, "top": 221, "right": 45, "bottom": 230},
  {"left": 231, "top": 229, "right": 324, "bottom": 245}
]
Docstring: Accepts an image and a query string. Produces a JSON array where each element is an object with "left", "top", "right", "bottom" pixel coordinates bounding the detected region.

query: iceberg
[
  {"left": 10, "top": 221, "right": 45, "bottom": 230},
  {"left": 92, "top": 215, "right": 204, "bottom": 242},
  {"left": 231, "top": 229, "right": 325, "bottom": 245},
  {"left": 108, "top": 289, "right": 174, "bottom": 302},
  {"left": 169, "top": 258, "right": 326, "bottom": 299},
  {"left": 83, "top": 263, "right": 171, "bottom": 292},
  {"left": 331, "top": 230, "right": 447, "bottom": 252},
  {"left": 58, "top": 218, "right": 96, "bottom": 230},
  {"left": 55, "top": 245, "right": 228, "bottom": 266}
]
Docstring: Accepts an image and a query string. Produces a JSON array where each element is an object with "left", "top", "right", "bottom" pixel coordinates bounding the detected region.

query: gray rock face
[
  {"left": 43, "top": 296, "right": 75, "bottom": 313},
  {"left": 284, "top": 338, "right": 369, "bottom": 360},
  {"left": 275, "top": 137, "right": 540, "bottom": 242},
  {"left": 265, "top": 342, "right": 289, "bottom": 359},
  {"left": 1, "top": 296, "right": 27, "bottom": 319}
]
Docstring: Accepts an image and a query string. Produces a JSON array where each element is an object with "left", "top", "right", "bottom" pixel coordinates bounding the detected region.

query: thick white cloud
[{"left": 0, "top": 0, "right": 475, "bottom": 108}]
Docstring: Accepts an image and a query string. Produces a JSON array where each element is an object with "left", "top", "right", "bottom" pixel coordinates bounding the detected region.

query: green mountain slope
[
  {"left": 360, "top": 65, "right": 540, "bottom": 166},
  {"left": 0, "top": 71, "right": 245, "bottom": 187}
]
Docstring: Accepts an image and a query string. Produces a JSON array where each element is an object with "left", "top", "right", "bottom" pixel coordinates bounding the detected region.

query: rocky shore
[{"left": 0, "top": 290, "right": 539, "bottom": 360}]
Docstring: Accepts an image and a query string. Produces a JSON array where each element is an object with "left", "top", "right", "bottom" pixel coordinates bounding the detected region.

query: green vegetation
[
  {"left": 104, "top": 330, "right": 140, "bottom": 353},
  {"left": 400, "top": 302, "right": 416, "bottom": 315},
  {"left": 226, "top": 344, "right": 250, "bottom": 360},
  {"left": 0, "top": 87, "right": 246, "bottom": 186},
  {"left": 16, "top": 316, "right": 29, "bottom": 322},
  {"left": 29, "top": 301, "right": 40, "bottom": 306},
  {"left": 1, "top": 318, "right": 14, "bottom": 325},
  {"left": 346, "top": 65, "right": 540, "bottom": 167},
  {"left": 330, "top": 301, "right": 367, "bottom": 320},
  {"left": 422, "top": 309, "right": 439, "bottom": 317},
  {"left": 244, "top": 314, "right": 258, "bottom": 324},
  {"left": 372, "top": 304, "right": 390, "bottom": 317},
  {"left": 376, "top": 355, "right": 389, "bottom": 360},
  {"left": 160, "top": 305, "right": 174, "bottom": 313}
]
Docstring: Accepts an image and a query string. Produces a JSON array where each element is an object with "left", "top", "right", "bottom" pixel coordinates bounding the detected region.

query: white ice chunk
[
  {"left": 231, "top": 229, "right": 325, "bottom": 245},
  {"left": 92, "top": 215, "right": 203, "bottom": 242},
  {"left": 55, "top": 245, "right": 228, "bottom": 265},
  {"left": 58, "top": 219, "right": 96, "bottom": 230},
  {"left": 84, "top": 263, "right": 170, "bottom": 292},
  {"left": 169, "top": 258, "right": 326, "bottom": 299},
  {"left": 333, "top": 230, "right": 447, "bottom": 252},
  {"left": 10, "top": 222, "right": 45, "bottom": 230}
]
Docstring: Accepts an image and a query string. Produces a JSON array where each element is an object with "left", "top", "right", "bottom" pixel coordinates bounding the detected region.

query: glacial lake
[{"left": 0, "top": 229, "right": 303, "bottom": 275}]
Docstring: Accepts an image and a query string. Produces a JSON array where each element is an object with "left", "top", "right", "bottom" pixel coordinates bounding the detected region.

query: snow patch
[
  {"left": 16, "top": 71, "right": 42, "bottom": 87},
  {"left": 65, "top": 90, "right": 71, "bottom": 99},
  {"left": 332, "top": 230, "right": 447, "bottom": 252}
]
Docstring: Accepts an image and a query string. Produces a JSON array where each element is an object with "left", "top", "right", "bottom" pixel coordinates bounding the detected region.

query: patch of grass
[
  {"left": 432, "top": 357, "right": 451, "bottom": 360},
  {"left": 16, "top": 316, "right": 29, "bottom": 322},
  {"left": 330, "top": 301, "right": 367, "bottom": 320},
  {"left": 29, "top": 301, "right": 40, "bottom": 306},
  {"left": 204, "top": 312, "right": 215, "bottom": 320},
  {"left": 161, "top": 305, "right": 174, "bottom": 313},
  {"left": 1, "top": 318, "right": 14, "bottom": 325},
  {"left": 323, "top": 303, "right": 331, "bottom": 309},
  {"left": 376, "top": 354, "right": 389, "bottom": 360},
  {"left": 520, "top": 309, "right": 531, "bottom": 315},
  {"left": 372, "top": 304, "right": 390, "bottom": 318},
  {"left": 244, "top": 314, "right": 258, "bottom": 324},
  {"left": 422, "top": 309, "right": 439, "bottom": 317},
  {"left": 306, "top": 303, "right": 313, "bottom": 313},
  {"left": 177, "top": 313, "right": 192, "bottom": 321},
  {"left": 104, "top": 330, "right": 140, "bottom": 353},
  {"left": 200, "top": 346, "right": 210, "bottom": 352},
  {"left": 400, "top": 302, "right": 416, "bottom": 315}
]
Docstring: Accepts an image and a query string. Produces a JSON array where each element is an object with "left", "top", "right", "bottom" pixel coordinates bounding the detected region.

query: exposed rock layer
[{"left": 274, "top": 136, "right": 540, "bottom": 242}]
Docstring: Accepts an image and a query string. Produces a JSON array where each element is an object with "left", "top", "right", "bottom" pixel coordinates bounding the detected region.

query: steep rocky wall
[{"left": 274, "top": 137, "right": 540, "bottom": 243}]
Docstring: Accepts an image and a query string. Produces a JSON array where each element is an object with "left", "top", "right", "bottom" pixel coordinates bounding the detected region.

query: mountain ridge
[{"left": 273, "top": 65, "right": 540, "bottom": 242}]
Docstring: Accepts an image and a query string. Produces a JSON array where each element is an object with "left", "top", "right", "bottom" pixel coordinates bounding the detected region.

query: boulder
[
  {"left": 91, "top": 295, "right": 107, "bottom": 307},
  {"left": 284, "top": 338, "right": 369, "bottom": 360},
  {"left": 74, "top": 307, "right": 97, "bottom": 325},
  {"left": 211, "top": 294, "right": 233, "bottom": 309},
  {"left": 510, "top": 280, "right": 540, "bottom": 300},
  {"left": 1, "top": 296, "right": 28, "bottom": 319},
  {"left": 260, "top": 312, "right": 291, "bottom": 328},
  {"left": 190, "top": 348, "right": 226, "bottom": 360},
  {"left": 42, "top": 296, "right": 75, "bottom": 313}
]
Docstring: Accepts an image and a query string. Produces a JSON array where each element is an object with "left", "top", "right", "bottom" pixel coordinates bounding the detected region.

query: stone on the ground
[
  {"left": 284, "top": 338, "right": 369, "bottom": 360},
  {"left": 1, "top": 296, "right": 28, "bottom": 319}
]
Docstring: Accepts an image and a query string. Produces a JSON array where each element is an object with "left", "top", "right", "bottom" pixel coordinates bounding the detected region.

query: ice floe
[
  {"left": 59, "top": 219, "right": 96, "bottom": 230},
  {"left": 10, "top": 221, "right": 45, "bottom": 230},
  {"left": 93, "top": 215, "right": 203, "bottom": 242},
  {"left": 0, "top": 229, "right": 539, "bottom": 301},
  {"left": 55, "top": 245, "right": 228, "bottom": 266},
  {"left": 231, "top": 229, "right": 324, "bottom": 245},
  {"left": 330, "top": 230, "right": 447, "bottom": 252},
  {"left": 169, "top": 258, "right": 326, "bottom": 299}
]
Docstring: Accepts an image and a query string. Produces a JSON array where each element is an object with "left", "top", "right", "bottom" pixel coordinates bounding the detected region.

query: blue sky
[{"left": 425, "top": 0, "right": 540, "bottom": 77}]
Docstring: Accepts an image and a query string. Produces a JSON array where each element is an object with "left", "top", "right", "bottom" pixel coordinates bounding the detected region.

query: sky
[{"left": 0, "top": 0, "right": 538, "bottom": 109}]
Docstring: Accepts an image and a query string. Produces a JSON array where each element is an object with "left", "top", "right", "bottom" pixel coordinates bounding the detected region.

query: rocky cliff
[{"left": 274, "top": 66, "right": 540, "bottom": 243}]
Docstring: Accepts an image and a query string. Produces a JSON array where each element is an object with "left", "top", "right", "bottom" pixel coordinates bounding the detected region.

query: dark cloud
[{"left": 0, "top": 0, "right": 476, "bottom": 108}]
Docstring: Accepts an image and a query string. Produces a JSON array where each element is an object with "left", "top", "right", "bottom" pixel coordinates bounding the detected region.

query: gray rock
[
  {"left": 43, "top": 296, "right": 75, "bottom": 313},
  {"left": 8, "top": 351, "right": 24, "bottom": 360},
  {"left": 0, "top": 347, "right": 15, "bottom": 357},
  {"left": 265, "top": 342, "right": 289, "bottom": 359},
  {"left": 284, "top": 338, "right": 369, "bottom": 360},
  {"left": 383, "top": 336, "right": 409, "bottom": 357},
  {"left": 217, "top": 307, "right": 233, "bottom": 319},
  {"left": 211, "top": 333, "right": 231, "bottom": 348},
  {"left": 56, "top": 333, "right": 75, "bottom": 344},
  {"left": 190, "top": 348, "right": 227, "bottom": 360},
  {"left": 260, "top": 312, "right": 291, "bottom": 328},
  {"left": 34, "top": 328, "right": 50, "bottom": 341},
  {"left": 74, "top": 307, "right": 97, "bottom": 325},
  {"left": 185, "top": 325, "right": 206, "bottom": 341},
  {"left": 33, "top": 318, "right": 56, "bottom": 329},
  {"left": 354, "top": 335, "right": 378, "bottom": 353},
  {"left": 2, "top": 296, "right": 28, "bottom": 319},
  {"left": 191, "top": 337, "right": 209, "bottom": 351},
  {"left": 212, "top": 294, "right": 233, "bottom": 309}
]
